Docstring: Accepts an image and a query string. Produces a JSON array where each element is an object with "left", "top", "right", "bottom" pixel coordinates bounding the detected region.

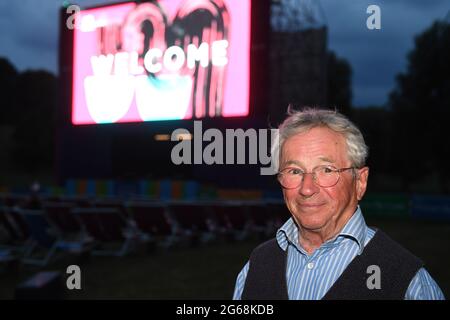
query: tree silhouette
[
  {"left": 0, "top": 58, "right": 19, "bottom": 125},
  {"left": 389, "top": 20, "right": 450, "bottom": 193},
  {"left": 351, "top": 106, "right": 393, "bottom": 191},
  {"left": 327, "top": 51, "right": 353, "bottom": 117},
  {"left": 11, "top": 70, "right": 57, "bottom": 173}
]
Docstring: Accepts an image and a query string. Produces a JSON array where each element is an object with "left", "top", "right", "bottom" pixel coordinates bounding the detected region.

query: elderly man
[{"left": 233, "top": 108, "right": 444, "bottom": 300}]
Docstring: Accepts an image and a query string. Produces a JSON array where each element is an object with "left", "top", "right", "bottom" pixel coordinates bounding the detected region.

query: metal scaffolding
[
  {"left": 268, "top": 0, "right": 328, "bottom": 125},
  {"left": 271, "top": 0, "right": 327, "bottom": 32}
]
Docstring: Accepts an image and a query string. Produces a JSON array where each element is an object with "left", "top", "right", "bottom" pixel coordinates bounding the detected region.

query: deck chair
[
  {"left": 0, "top": 206, "right": 29, "bottom": 264},
  {"left": 169, "top": 203, "right": 215, "bottom": 244},
  {"left": 43, "top": 202, "right": 82, "bottom": 234},
  {"left": 4, "top": 206, "right": 30, "bottom": 240},
  {"left": 71, "top": 207, "right": 137, "bottom": 256},
  {"left": 1, "top": 206, "right": 28, "bottom": 245},
  {"left": 208, "top": 202, "right": 249, "bottom": 241},
  {"left": 0, "top": 206, "right": 32, "bottom": 258},
  {"left": 127, "top": 202, "right": 177, "bottom": 248},
  {"left": 43, "top": 202, "right": 93, "bottom": 249},
  {"left": 94, "top": 199, "right": 130, "bottom": 218},
  {"left": 59, "top": 196, "right": 93, "bottom": 208},
  {"left": 18, "top": 209, "right": 87, "bottom": 266}
]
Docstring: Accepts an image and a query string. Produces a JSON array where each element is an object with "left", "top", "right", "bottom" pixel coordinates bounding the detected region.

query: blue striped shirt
[{"left": 233, "top": 206, "right": 445, "bottom": 300}]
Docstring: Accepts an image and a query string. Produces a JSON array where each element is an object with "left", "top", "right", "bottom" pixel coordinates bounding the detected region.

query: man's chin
[
  {"left": 300, "top": 222, "right": 327, "bottom": 232},
  {"left": 293, "top": 215, "right": 328, "bottom": 232}
]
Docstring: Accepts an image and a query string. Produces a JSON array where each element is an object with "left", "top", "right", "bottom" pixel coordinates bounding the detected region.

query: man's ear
[{"left": 356, "top": 167, "right": 369, "bottom": 201}]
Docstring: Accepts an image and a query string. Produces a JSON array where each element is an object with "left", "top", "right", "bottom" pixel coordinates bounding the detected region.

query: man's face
[{"left": 279, "top": 126, "right": 369, "bottom": 233}]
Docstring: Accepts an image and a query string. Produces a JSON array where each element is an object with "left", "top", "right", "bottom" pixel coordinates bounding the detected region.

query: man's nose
[{"left": 298, "top": 173, "right": 320, "bottom": 197}]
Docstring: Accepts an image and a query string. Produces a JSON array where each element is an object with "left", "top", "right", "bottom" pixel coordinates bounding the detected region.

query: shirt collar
[{"left": 276, "top": 206, "right": 368, "bottom": 255}]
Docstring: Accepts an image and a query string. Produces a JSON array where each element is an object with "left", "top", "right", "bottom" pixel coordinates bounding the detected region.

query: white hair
[{"left": 273, "top": 107, "right": 368, "bottom": 170}]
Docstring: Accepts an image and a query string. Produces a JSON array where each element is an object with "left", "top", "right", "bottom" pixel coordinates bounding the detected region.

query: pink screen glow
[{"left": 72, "top": 0, "right": 251, "bottom": 125}]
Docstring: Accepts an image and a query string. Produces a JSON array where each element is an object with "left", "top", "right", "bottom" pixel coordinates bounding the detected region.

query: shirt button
[{"left": 307, "top": 262, "right": 314, "bottom": 270}]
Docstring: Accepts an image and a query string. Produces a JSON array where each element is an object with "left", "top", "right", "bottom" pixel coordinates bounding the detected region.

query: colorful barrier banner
[{"left": 411, "top": 195, "right": 450, "bottom": 221}]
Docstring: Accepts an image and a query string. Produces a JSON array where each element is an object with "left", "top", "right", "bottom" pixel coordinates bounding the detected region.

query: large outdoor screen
[{"left": 71, "top": 0, "right": 251, "bottom": 125}]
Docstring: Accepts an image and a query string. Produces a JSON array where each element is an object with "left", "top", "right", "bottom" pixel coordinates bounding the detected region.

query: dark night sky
[{"left": 0, "top": 0, "right": 448, "bottom": 106}]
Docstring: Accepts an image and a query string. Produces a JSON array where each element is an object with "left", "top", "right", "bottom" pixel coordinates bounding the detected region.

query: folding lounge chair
[
  {"left": 0, "top": 206, "right": 32, "bottom": 261},
  {"left": 71, "top": 207, "right": 138, "bottom": 256},
  {"left": 18, "top": 209, "right": 82, "bottom": 266},
  {"left": 43, "top": 202, "right": 82, "bottom": 234},
  {"left": 43, "top": 202, "right": 93, "bottom": 250},
  {"left": 169, "top": 203, "right": 215, "bottom": 243},
  {"left": 208, "top": 201, "right": 249, "bottom": 241},
  {"left": 0, "top": 206, "right": 28, "bottom": 246},
  {"left": 127, "top": 202, "right": 177, "bottom": 248},
  {"left": 94, "top": 199, "right": 130, "bottom": 218},
  {"left": 0, "top": 206, "right": 28, "bottom": 264}
]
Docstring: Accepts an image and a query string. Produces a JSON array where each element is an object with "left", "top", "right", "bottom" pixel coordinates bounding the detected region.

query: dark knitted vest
[{"left": 241, "top": 229, "right": 423, "bottom": 300}]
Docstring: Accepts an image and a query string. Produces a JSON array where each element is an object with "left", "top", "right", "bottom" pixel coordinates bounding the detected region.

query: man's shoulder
[
  {"left": 366, "top": 228, "right": 423, "bottom": 265},
  {"left": 406, "top": 268, "right": 445, "bottom": 300},
  {"left": 359, "top": 227, "right": 425, "bottom": 291},
  {"left": 250, "top": 238, "right": 281, "bottom": 259},
  {"left": 323, "top": 228, "right": 425, "bottom": 299}
]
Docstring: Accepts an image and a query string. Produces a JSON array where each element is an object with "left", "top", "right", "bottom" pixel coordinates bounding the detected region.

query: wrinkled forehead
[{"left": 280, "top": 127, "right": 349, "bottom": 166}]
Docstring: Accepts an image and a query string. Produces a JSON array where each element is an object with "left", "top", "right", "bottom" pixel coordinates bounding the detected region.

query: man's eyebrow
[
  {"left": 283, "top": 160, "right": 303, "bottom": 167},
  {"left": 282, "top": 158, "right": 335, "bottom": 166},
  {"left": 318, "top": 156, "right": 335, "bottom": 163}
]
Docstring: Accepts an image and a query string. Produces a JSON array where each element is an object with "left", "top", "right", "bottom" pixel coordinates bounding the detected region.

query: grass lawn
[{"left": 1, "top": 218, "right": 449, "bottom": 299}]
